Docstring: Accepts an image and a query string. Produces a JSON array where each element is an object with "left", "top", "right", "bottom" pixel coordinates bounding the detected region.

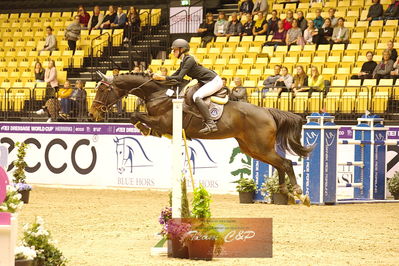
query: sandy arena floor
[{"left": 17, "top": 186, "right": 399, "bottom": 266}]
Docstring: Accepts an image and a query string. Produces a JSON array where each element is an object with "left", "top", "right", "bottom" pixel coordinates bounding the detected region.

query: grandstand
[{"left": 0, "top": 0, "right": 399, "bottom": 123}]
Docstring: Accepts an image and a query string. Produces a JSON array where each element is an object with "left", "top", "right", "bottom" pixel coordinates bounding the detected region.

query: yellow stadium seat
[
  {"left": 298, "top": 56, "right": 312, "bottom": 65},
  {"left": 325, "top": 92, "right": 341, "bottom": 113},
  {"left": 253, "top": 35, "right": 267, "bottom": 47},
  {"left": 238, "top": 57, "right": 255, "bottom": 70},
  {"left": 261, "top": 46, "right": 274, "bottom": 57},
  {"left": 279, "top": 92, "right": 292, "bottom": 111},
  {"left": 372, "top": 92, "right": 389, "bottom": 113},
  {"left": 235, "top": 69, "right": 248, "bottom": 78},
  {"left": 378, "top": 79, "right": 393, "bottom": 86},
  {"left": 363, "top": 79, "right": 377, "bottom": 87},
  {"left": 293, "top": 92, "right": 309, "bottom": 113},
  {"left": 340, "top": 92, "right": 356, "bottom": 113},
  {"left": 255, "top": 57, "right": 269, "bottom": 66},
  {"left": 262, "top": 92, "right": 279, "bottom": 108},
  {"left": 355, "top": 91, "right": 370, "bottom": 113},
  {"left": 248, "top": 68, "right": 263, "bottom": 81},
  {"left": 309, "top": 92, "right": 322, "bottom": 113},
  {"left": 247, "top": 46, "right": 262, "bottom": 58}
]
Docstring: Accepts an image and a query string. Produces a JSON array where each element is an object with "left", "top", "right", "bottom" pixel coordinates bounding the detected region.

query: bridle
[{"left": 92, "top": 78, "right": 153, "bottom": 112}]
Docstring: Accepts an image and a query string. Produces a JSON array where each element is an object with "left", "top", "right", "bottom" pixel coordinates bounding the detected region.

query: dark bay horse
[{"left": 89, "top": 73, "right": 312, "bottom": 200}]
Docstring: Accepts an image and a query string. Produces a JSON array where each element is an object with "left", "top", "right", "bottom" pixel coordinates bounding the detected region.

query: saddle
[{"left": 179, "top": 81, "right": 229, "bottom": 121}]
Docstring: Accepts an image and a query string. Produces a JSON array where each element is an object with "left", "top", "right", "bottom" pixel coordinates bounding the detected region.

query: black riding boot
[{"left": 195, "top": 98, "right": 218, "bottom": 134}]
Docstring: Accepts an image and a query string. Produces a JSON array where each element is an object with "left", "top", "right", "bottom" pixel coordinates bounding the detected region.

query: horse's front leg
[{"left": 130, "top": 112, "right": 165, "bottom": 137}]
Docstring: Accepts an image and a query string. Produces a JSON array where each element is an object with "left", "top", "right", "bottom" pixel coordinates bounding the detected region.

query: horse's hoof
[
  {"left": 303, "top": 195, "right": 311, "bottom": 207},
  {"left": 293, "top": 184, "right": 303, "bottom": 195},
  {"left": 279, "top": 184, "right": 289, "bottom": 194}
]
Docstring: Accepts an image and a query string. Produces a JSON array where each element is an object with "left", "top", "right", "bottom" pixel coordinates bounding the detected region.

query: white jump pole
[{"left": 171, "top": 95, "right": 184, "bottom": 219}]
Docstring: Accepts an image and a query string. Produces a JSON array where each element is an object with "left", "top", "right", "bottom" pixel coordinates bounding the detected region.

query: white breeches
[{"left": 192, "top": 75, "right": 223, "bottom": 101}]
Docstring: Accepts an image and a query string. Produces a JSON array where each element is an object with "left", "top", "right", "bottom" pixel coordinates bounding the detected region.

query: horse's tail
[{"left": 267, "top": 108, "right": 312, "bottom": 157}]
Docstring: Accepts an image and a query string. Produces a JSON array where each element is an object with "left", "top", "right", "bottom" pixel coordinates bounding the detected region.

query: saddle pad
[{"left": 209, "top": 102, "right": 224, "bottom": 120}]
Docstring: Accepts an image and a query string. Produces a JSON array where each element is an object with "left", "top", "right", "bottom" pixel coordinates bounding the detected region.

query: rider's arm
[{"left": 166, "top": 56, "right": 196, "bottom": 81}]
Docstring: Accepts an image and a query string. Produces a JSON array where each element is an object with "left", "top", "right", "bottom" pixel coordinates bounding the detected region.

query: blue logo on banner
[{"left": 114, "top": 137, "right": 152, "bottom": 174}]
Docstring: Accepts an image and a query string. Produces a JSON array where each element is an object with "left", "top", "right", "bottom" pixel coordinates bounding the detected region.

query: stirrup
[{"left": 199, "top": 121, "right": 218, "bottom": 134}]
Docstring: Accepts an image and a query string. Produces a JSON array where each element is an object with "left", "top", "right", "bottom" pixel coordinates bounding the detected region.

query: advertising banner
[{"left": 170, "top": 6, "right": 203, "bottom": 33}]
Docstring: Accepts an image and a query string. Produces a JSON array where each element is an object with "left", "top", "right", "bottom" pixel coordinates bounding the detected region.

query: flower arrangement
[
  {"left": 164, "top": 219, "right": 191, "bottom": 240},
  {"left": 0, "top": 185, "right": 24, "bottom": 213},
  {"left": 14, "top": 183, "right": 33, "bottom": 192},
  {"left": 159, "top": 206, "right": 172, "bottom": 236},
  {"left": 13, "top": 142, "right": 32, "bottom": 192},
  {"left": 21, "top": 217, "right": 67, "bottom": 266},
  {"left": 233, "top": 177, "right": 257, "bottom": 192},
  {"left": 388, "top": 171, "right": 399, "bottom": 199},
  {"left": 15, "top": 246, "right": 37, "bottom": 261}
]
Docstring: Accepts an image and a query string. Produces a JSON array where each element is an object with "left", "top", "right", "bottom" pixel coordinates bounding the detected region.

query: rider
[{"left": 152, "top": 39, "right": 223, "bottom": 134}]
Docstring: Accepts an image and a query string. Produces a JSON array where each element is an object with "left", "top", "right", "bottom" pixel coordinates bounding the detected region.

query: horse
[{"left": 89, "top": 72, "right": 312, "bottom": 202}]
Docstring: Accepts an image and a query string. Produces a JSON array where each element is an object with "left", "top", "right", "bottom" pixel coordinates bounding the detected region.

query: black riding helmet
[{"left": 171, "top": 39, "right": 190, "bottom": 58}]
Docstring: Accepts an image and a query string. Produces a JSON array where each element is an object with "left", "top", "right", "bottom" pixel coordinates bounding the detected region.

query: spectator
[
  {"left": 44, "top": 60, "right": 58, "bottom": 94},
  {"left": 351, "top": 51, "right": 377, "bottom": 81},
  {"left": 314, "top": 9, "right": 324, "bottom": 30},
  {"left": 304, "top": 20, "right": 317, "bottom": 44},
  {"left": 34, "top": 61, "right": 45, "bottom": 82},
  {"left": 264, "top": 20, "right": 286, "bottom": 47},
  {"left": 70, "top": 80, "right": 87, "bottom": 116},
  {"left": 214, "top": 12, "right": 228, "bottom": 37},
  {"left": 283, "top": 10, "right": 294, "bottom": 31},
  {"left": 389, "top": 56, "right": 399, "bottom": 81},
  {"left": 239, "top": 0, "right": 254, "bottom": 15},
  {"left": 314, "top": 18, "right": 333, "bottom": 45},
  {"left": 286, "top": 19, "right": 303, "bottom": 47},
  {"left": 36, "top": 60, "right": 59, "bottom": 121},
  {"left": 387, "top": 40, "right": 398, "bottom": 61},
  {"left": 111, "top": 6, "right": 127, "bottom": 29},
  {"left": 252, "top": 11, "right": 267, "bottom": 35},
  {"left": 65, "top": 15, "right": 81, "bottom": 53},
  {"left": 273, "top": 66, "right": 293, "bottom": 94},
  {"left": 230, "top": 77, "right": 247, "bottom": 102},
  {"left": 308, "top": 66, "right": 325, "bottom": 91},
  {"left": 77, "top": 5, "right": 90, "bottom": 29},
  {"left": 242, "top": 14, "right": 255, "bottom": 36},
  {"left": 366, "top": 0, "right": 383, "bottom": 21},
  {"left": 292, "top": 65, "right": 309, "bottom": 95},
  {"left": 221, "top": 77, "right": 228, "bottom": 89},
  {"left": 373, "top": 50, "right": 394, "bottom": 80},
  {"left": 297, "top": 11, "right": 308, "bottom": 32},
  {"left": 263, "top": 65, "right": 281, "bottom": 89},
  {"left": 59, "top": 80, "right": 74, "bottom": 118},
  {"left": 160, "top": 67, "right": 168, "bottom": 76},
  {"left": 226, "top": 13, "right": 243, "bottom": 37},
  {"left": 133, "top": 66, "right": 141, "bottom": 73},
  {"left": 325, "top": 8, "right": 338, "bottom": 28},
  {"left": 100, "top": 5, "right": 117, "bottom": 29},
  {"left": 40, "top": 26, "right": 57, "bottom": 53},
  {"left": 252, "top": 0, "right": 268, "bottom": 15},
  {"left": 198, "top": 13, "right": 215, "bottom": 46},
  {"left": 266, "top": 10, "right": 280, "bottom": 36},
  {"left": 88, "top": 5, "right": 104, "bottom": 30},
  {"left": 123, "top": 6, "right": 141, "bottom": 42},
  {"left": 382, "top": 0, "right": 399, "bottom": 20},
  {"left": 331, "top": 18, "right": 349, "bottom": 45}
]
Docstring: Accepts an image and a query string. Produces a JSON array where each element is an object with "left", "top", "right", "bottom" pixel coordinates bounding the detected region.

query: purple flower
[
  {"left": 165, "top": 220, "right": 191, "bottom": 240},
  {"left": 13, "top": 183, "right": 32, "bottom": 191}
]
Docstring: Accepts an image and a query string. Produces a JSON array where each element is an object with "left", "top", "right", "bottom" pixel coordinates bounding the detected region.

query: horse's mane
[{"left": 118, "top": 72, "right": 180, "bottom": 87}]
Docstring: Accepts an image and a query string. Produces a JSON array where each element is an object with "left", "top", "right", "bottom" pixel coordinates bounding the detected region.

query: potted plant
[
  {"left": 15, "top": 246, "right": 37, "bottom": 266},
  {"left": 388, "top": 171, "right": 399, "bottom": 200},
  {"left": 12, "top": 142, "right": 32, "bottom": 204},
  {"left": 0, "top": 185, "right": 24, "bottom": 213},
  {"left": 21, "top": 216, "right": 67, "bottom": 266},
  {"left": 233, "top": 177, "right": 257, "bottom": 204},
  {"left": 261, "top": 171, "right": 295, "bottom": 205},
  {"left": 164, "top": 219, "right": 191, "bottom": 259}
]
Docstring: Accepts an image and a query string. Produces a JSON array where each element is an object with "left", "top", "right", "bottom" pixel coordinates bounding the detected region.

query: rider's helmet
[{"left": 171, "top": 39, "right": 190, "bottom": 53}]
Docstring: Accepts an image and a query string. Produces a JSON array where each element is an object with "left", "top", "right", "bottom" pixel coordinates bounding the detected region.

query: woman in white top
[{"left": 304, "top": 20, "right": 318, "bottom": 45}]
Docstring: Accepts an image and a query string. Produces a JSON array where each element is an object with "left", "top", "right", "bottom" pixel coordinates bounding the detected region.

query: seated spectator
[
  {"left": 239, "top": 0, "right": 254, "bottom": 15},
  {"left": 100, "top": 5, "right": 117, "bottom": 29},
  {"left": 230, "top": 77, "right": 248, "bottom": 102},
  {"left": 226, "top": 13, "right": 243, "bottom": 37},
  {"left": 77, "top": 5, "right": 90, "bottom": 29},
  {"left": 283, "top": 10, "right": 294, "bottom": 31},
  {"left": 351, "top": 51, "right": 377, "bottom": 81},
  {"left": 331, "top": 18, "right": 349, "bottom": 45},
  {"left": 373, "top": 50, "right": 394, "bottom": 80},
  {"left": 65, "top": 16, "right": 81, "bottom": 53},
  {"left": 252, "top": 0, "right": 268, "bottom": 15},
  {"left": 382, "top": 0, "right": 399, "bottom": 20},
  {"left": 325, "top": 8, "right": 338, "bottom": 28},
  {"left": 88, "top": 5, "right": 104, "bottom": 30},
  {"left": 264, "top": 20, "right": 286, "bottom": 47},
  {"left": 70, "top": 80, "right": 87, "bottom": 115},
  {"left": 390, "top": 56, "right": 399, "bottom": 80},
  {"left": 273, "top": 66, "right": 293, "bottom": 94},
  {"left": 314, "top": 18, "right": 333, "bottom": 45},
  {"left": 59, "top": 80, "right": 74, "bottom": 118},
  {"left": 266, "top": 10, "right": 279, "bottom": 36},
  {"left": 34, "top": 61, "right": 45, "bottom": 82},
  {"left": 286, "top": 19, "right": 303, "bottom": 47},
  {"left": 242, "top": 14, "right": 255, "bottom": 36},
  {"left": 387, "top": 40, "right": 398, "bottom": 61},
  {"left": 214, "top": 12, "right": 228, "bottom": 37},
  {"left": 263, "top": 65, "right": 281, "bottom": 89},
  {"left": 366, "top": 0, "right": 383, "bottom": 21},
  {"left": 314, "top": 9, "right": 324, "bottom": 30},
  {"left": 292, "top": 65, "right": 309, "bottom": 95},
  {"left": 252, "top": 11, "right": 267, "bottom": 35},
  {"left": 123, "top": 6, "right": 141, "bottom": 43},
  {"left": 304, "top": 20, "right": 317, "bottom": 44},
  {"left": 40, "top": 26, "right": 57, "bottom": 53},
  {"left": 297, "top": 11, "right": 308, "bottom": 32},
  {"left": 111, "top": 6, "right": 127, "bottom": 29},
  {"left": 198, "top": 13, "right": 215, "bottom": 47},
  {"left": 308, "top": 66, "right": 325, "bottom": 91}
]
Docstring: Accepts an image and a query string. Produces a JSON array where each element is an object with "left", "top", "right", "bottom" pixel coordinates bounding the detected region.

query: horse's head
[{"left": 89, "top": 78, "right": 121, "bottom": 122}]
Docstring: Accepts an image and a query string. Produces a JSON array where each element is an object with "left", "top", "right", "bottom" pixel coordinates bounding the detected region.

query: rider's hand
[{"left": 152, "top": 73, "right": 165, "bottom": 80}]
